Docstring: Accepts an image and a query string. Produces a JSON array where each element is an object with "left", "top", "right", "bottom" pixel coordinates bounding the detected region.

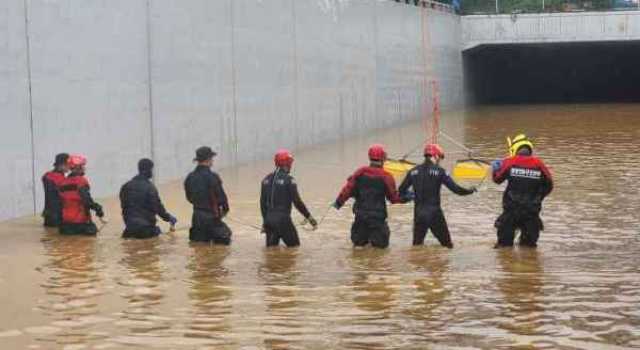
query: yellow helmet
[{"left": 507, "top": 134, "right": 534, "bottom": 157}]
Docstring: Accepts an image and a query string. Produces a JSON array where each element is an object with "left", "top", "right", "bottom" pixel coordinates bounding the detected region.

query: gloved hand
[
  {"left": 307, "top": 216, "right": 318, "bottom": 230},
  {"left": 168, "top": 214, "right": 178, "bottom": 226},
  {"left": 331, "top": 200, "right": 342, "bottom": 210},
  {"left": 491, "top": 159, "right": 503, "bottom": 174},
  {"left": 401, "top": 191, "right": 415, "bottom": 203},
  {"left": 95, "top": 206, "right": 104, "bottom": 218},
  {"left": 469, "top": 186, "right": 478, "bottom": 193}
]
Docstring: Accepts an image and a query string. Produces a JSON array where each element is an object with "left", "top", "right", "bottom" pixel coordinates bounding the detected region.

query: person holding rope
[
  {"left": 333, "top": 144, "right": 404, "bottom": 249},
  {"left": 184, "top": 146, "right": 232, "bottom": 244},
  {"left": 120, "top": 158, "right": 177, "bottom": 239},
  {"left": 398, "top": 144, "right": 476, "bottom": 248},
  {"left": 492, "top": 134, "right": 553, "bottom": 248},
  {"left": 58, "top": 155, "right": 106, "bottom": 235},
  {"left": 260, "top": 149, "right": 317, "bottom": 247}
]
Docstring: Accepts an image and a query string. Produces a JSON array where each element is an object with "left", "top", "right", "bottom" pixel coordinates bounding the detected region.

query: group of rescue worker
[{"left": 41, "top": 133, "right": 552, "bottom": 249}]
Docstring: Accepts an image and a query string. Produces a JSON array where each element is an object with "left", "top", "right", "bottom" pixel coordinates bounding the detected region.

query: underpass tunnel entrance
[{"left": 463, "top": 41, "right": 640, "bottom": 105}]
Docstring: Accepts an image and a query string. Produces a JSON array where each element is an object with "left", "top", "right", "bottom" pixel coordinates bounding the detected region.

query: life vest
[{"left": 59, "top": 175, "right": 91, "bottom": 224}]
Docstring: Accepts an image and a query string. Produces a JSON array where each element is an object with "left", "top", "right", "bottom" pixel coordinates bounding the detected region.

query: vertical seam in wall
[
  {"left": 230, "top": 0, "right": 239, "bottom": 164},
  {"left": 24, "top": 0, "right": 36, "bottom": 215},
  {"left": 145, "top": 0, "right": 157, "bottom": 181},
  {"left": 291, "top": 0, "right": 299, "bottom": 149},
  {"left": 373, "top": 1, "right": 379, "bottom": 127}
]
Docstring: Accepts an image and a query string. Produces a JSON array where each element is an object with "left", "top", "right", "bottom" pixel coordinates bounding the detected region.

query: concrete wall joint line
[
  {"left": 145, "top": 0, "right": 156, "bottom": 178},
  {"left": 23, "top": 0, "right": 36, "bottom": 215}
]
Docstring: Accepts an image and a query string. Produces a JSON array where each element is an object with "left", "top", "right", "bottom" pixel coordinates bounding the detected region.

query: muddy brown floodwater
[{"left": 1, "top": 104, "right": 639, "bottom": 350}]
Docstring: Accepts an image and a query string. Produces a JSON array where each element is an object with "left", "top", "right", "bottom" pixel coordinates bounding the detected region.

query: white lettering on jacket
[{"left": 510, "top": 167, "right": 542, "bottom": 179}]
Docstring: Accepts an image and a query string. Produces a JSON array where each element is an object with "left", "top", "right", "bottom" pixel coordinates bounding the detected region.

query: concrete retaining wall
[{"left": 0, "top": 0, "right": 463, "bottom": 221}]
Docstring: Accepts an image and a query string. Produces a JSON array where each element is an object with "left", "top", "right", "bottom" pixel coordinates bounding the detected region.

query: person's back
[
  {"left": 260, "top": 150, "right": 316, "bottom": 247},
  {"left": 121, "top": 159, "right": 176, "bottom": 239},
  {"left": 334, "top": 144, "right": 402, "bottom": 248},
  {"left": 184, "top": 146, "right": 231, "bottom": 244},
  {"left": 42, "top": 153, "right": 68, "bottom": 227},
  {"left": 59, "top": 155, "right": 104, "bottom": 235},
  {"left": 399, "top": 144, "right": 475, "bottom": 247},
  {"left": 492, "top": 134, "right": 553, "bottom": 247}
]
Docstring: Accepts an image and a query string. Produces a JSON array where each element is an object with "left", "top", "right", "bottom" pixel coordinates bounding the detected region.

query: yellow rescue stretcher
[
  {"left": 385, "top": 157, "right": 490, "bottom": 182},
  {"left": 384, "top": 158, "right": 416, "bottom": 178}
]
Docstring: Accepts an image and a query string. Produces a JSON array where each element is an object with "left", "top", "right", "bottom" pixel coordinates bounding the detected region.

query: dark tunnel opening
[{"left": 463, "top": 41, "right": 640, "bottom": 105}]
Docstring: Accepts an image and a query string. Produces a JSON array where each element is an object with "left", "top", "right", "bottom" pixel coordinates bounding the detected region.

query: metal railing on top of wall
[{"left": 392, "top": 0, "right": 457, "bottom": 14}]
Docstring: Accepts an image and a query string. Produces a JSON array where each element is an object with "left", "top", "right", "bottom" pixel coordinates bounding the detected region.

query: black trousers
[
  {"left": 59, "top": 222, "right": 98, "bottom": 236},
  {"left": 43, "top": 210, "right": 63, "bottom": 228},
  {"left": 264, "top": 213, "right": 300, "bottom": 247},
  {"left": 351, "top": 215, "right": 390, "bottom": 249},
  {"left": 122, "top": 225, "right": 161, "bottom": 239},
  {"left": 495, "top": 208, "right": 543, "bottom": 247},
  {"left": 413, "top": 207, "right": 452, "bottom": 247},
  {"left": 189, "top": 209, "right": 232, "bottom": 245}
]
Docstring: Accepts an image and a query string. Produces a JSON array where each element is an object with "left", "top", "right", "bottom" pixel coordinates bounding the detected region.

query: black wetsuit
[
  {"left": 260, "top": 169, "right": 312, "bottom": 247},
  {"left": 120, "top": 174, "right": 174, "bottom": 239},
  {"left": 493, "top": 155, "right": 553, "bottom": 247},
  {"left": 399, "top": 162, "right": 474, "bottom": 247},
  {"left": 184, "top": 165, "right": 232, "bottom": 244},
  {"left": 42, "top": 170, "right": 66, "bottom": 227}
]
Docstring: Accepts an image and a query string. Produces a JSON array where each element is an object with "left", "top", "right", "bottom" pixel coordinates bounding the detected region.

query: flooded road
[{"left": 1, "top": 104, "right": 639, "bottom": 349}]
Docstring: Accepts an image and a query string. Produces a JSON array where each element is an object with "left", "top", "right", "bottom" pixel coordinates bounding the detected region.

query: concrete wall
[
  {"left": 462, "top": 11, "right": 640, "bottom": 50},
  {"left": 0, "top": 0, "right": 464, "bottom": 221}
]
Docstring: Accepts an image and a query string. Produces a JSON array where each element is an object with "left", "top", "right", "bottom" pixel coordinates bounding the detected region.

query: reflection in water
[
  {"left": 38, "top": 232, "right": 105, "bottom": 346},
  {"left": 495, "top": 248, "right": 545, "bottom": 339},
  {"left": 117, "top": 238, "right": 169, "bottom": 333},
  {"left": 185, "top": 244, "right": 233, "bottom": 345},
  {"left": 338, "top": 248, "right": 397, "bottom": 350},
  {"left": 405, "top": 247, "right": 450, "bottom": 325},
  {"left": 259, "top": 248, "right": 303, "bottom": 350}
]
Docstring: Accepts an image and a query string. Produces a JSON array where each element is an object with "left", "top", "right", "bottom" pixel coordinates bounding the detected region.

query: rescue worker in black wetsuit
[
  {"left": 260, "top": 149, "right": 317, "bottom": 247},
  {"left": 42, "top": 153, "right": 69, "bottom": 227},
  {"left": 333, "top": 144, "right": 404, "bottom": 249},
  {"left": 59, "top": 155, "right": 105, "bottom": 235},
  {"left": 184, "top": 146, "right": 232, "bottom": 244},
  {"left": 492, "top": 134, "right": 553, "bottom": 248},
  {"left": 398, "top": 144, "right": 476, "bottom": 248},
  {"left": 120, "top": 158, "right": 177, "bottom": 239}
]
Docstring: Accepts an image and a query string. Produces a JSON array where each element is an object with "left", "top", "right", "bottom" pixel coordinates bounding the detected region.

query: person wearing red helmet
[
  {"left": 58, "top": 155, "right": 105, "bottom": 235},
  {"left": 41, "top": 153, "right": 69, "bottom": 227},
  {"left": 333, "top": 144, "right": 404, "bottom": 248},
  {"left": 184, "top": 146, "right": 232, "bottom": 244},
  {"left": 260, "top": 149, "right": 317, "bottom": 247},
  {"left": 398, "top": 143, "right": 476, "bottom": 248}
]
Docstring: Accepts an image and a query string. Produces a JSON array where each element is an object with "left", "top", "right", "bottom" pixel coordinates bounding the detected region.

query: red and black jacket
[
  {"left": 42, "top": 170, "right": 66, "bottom": 226},
  {"left": 335, "top": 165, "right": 402, "bottom": 220},
  {"left": 59, "top": 174, "right": 103, "bottom": 224},
  {"left": 493, "top": 155, "right": 553, "bottom": 211}
]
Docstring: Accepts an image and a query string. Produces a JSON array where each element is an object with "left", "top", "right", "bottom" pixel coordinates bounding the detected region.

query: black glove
[
  {"left": 332, "top": 200, "right": 342, "bottom": 210},
  {"left": 94, "top": 205, "right": 104, "bottom": 218},
  {"left": 307, "top": 216, "right": 318, "bottom": 229}
]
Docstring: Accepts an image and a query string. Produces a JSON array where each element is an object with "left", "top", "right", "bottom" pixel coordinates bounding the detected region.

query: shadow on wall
[{"left": 463, "top": 40, "right": 640, "bottom": 104}]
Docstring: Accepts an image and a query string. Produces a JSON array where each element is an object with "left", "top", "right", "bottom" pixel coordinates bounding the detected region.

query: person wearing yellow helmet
[{"left": 491, "top": 134, "right": 553, "bottom": 248}]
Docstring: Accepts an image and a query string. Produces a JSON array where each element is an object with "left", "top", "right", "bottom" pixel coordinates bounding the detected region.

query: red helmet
[
  {"left": 274, "top": 149, "right": 294, "bottom": 168},
  {"left": 67, "top": 154, "right": 87, "bottom": 168},
  {"left": 424, "top": 143, "right": 444, "bottom": 159},
  {"left": 368, "top": 144, "right": 387, "bottom": 161}
]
